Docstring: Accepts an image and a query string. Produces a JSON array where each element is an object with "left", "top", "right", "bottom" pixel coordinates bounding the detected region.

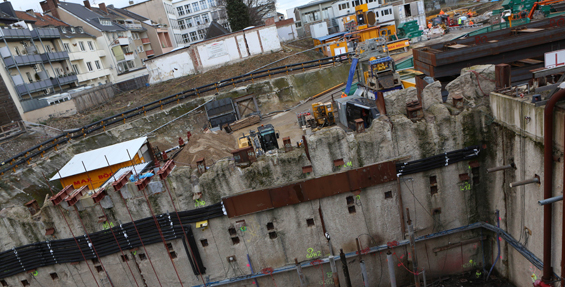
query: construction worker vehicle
[
  {"left": 311, "top": 102, "right": 336, "bottom": 127},
  {"left": 237, "top": 133, "right": 253, "bottom": 149},
  {"left": 257, "top": 124, "right": 279, "bottom": 152}
]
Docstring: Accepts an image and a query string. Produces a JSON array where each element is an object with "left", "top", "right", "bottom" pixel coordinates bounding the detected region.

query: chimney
[
  {"left": 25, "top": 9, "right": 35, "bottom": 16},
  {"left": 129, "top": 0, "right": 134, "bottom": 4},
  {"left": 83, "top": 0, "right": 91, "bottom": 9},
  {"left": 99, "top": 2, "right": 108, "bottom": 13},
  {"left": 40, "top": 0, "right": 59, "bottom": 18}
]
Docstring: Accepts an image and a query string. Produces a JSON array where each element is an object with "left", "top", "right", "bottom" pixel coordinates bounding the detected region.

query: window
[
  {"left": 15, "top": 46, "right": 20, "bottom": 56},
  {"left": 197, "top": 29, "right": 205, "bottom": 39},
  {"left": 200, "top": 0, "right": 207, "bottom": 9},
  {"left": 79, "top": 41, "right": 85, "bottom": 51},
  {"left": 87, "top": 62, "right": 93, "bottom": 71},
  {"left": 45, "top": 44, "right": 52, "bottom": 52},
  {"left": 70, "top": 27, "right": 75, "bottom": 33},
  {"left": 55, "top": 68, "right": 61, "bottom": 77},
  {"left": 95, "top": 60, "right": 102, "bottom": 69},
  {"left": 79, "top": 27, "right": 84, "bottom": 33},
  {"left": 26, "top": 72, "right": 32, "bottom": 82},
  {"left": 127, "top": 61, "right": 135, "bottom": 69},
  {"left": 63, "top": 43, "right": 71, "bottom": 52},
  {"left": 182, "top": 33, "right": 190, "bottom": 43},
  {"left": 194, "top": 15, "right": 201, "bottom": 25},
  {"left": 177, "top": 6, "right": 185, "bottom": 16},
  {"left": 178, "top": 20, "right": 186, "bottom": 30},
  {"left": 138, "top": 45, "right": 144, "bottom": 52},
  {"left": 222, "top": 22, "right": 230, "bottom": 29},
  {"left": 306, "top": 218, "right": 315, "bottom": 227},
  {"left": 100, "top": 19, "right": 112, "bottom": 26},
  {"left": 208, "top": 0, "right": 215, "bottom": 7},
  {"left": 190, "top": 31, "right": 198, "bottom": 41},
  {"left": 202, "top": 13, "right": 210, "bottom": 23},
  {"left": 61, "top": 27, "right": 66, "bottom": 33},
  {"left": 87, "top": 41, "right": 94, "bottom": 51},
  {"left": 72, "top": 64, "right": 79, "bottom": 74},
  {"left": 192, "top": 2, "right": 200, "bottom": 12},
  {"left": 186, "top": 18, "right": 194, "bottom": 28}
]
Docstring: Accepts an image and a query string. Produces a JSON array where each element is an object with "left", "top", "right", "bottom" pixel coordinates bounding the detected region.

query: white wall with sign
[
  {"left": 545, "top": 49, "right": 565, "bottom": 69},
  {"left": 145, "top": 25, "right": 282, "bottom": 84}
]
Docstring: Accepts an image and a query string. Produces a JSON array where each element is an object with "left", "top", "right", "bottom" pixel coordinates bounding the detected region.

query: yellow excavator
[
  {"left": 310, "top": 102, "right": 336, "bottom": 128},
  {"left": 237, "top": 133, "right": 253, "bottom": 149}
]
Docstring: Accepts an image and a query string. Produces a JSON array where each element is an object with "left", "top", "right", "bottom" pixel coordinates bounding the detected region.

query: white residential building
[
  {"left": 123, "top": 0, "right": 183, "bottom": 47},
  {"left": 173, "top": 0, "right": 230, "bottom": 46}
]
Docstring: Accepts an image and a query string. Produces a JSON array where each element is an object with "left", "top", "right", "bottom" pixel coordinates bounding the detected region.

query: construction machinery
[
  {"left": 237, "top": 133, "right": 253, "bottom": 149},
  {"left": 335, "top": 96, "right": 380, "bottom": 130},
  {"left": 257, "top": 124, "right": 279, "bottom": 152},
  {"left": 311, "top": 102, "right": 336, "bottom": 127}
]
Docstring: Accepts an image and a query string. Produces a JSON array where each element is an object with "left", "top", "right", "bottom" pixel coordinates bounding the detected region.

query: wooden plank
[
  {"left": 229, "top": 115, "right": 260, "bottom": 131},
  {"left": 517, "top": 28, "right": 544, "bottom": 32},
  {"left": 447, "top": 44, "right": 469, "bottom": 49},
  {"left": 518, "top": 58, "right": 543, "bottom": 64}
]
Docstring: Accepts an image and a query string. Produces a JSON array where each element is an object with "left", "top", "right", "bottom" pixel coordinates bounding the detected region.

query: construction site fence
[{"left": 0, "top": 53, "right": 353, "bottom": 176}]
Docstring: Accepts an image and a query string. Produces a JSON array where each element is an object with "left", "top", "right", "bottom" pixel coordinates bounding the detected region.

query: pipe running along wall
[{"left": 542, "top": 88, "right": 565, "bottom": 281}]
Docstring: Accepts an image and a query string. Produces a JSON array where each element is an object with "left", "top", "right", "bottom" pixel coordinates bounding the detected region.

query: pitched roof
[
  {"left": 58, "top": 2, "right": 126, "bottom": 32},
  {"left": 110, "top": 7, "right": 150, "bottom": 23},
  {"left": 50, "top": 137, "right": 148, "bottom": 180},
  {"left": 296, "top": 0, "right": 334, "bottom": 10},
  {"left": 205, "top": 20, "right": 230, "bottom": 40},
  {"left": 14, "top": 11, "right": 68, "bottom": 27}
]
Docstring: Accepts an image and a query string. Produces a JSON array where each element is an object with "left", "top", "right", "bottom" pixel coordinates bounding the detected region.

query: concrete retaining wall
[{"left": 72, "top": 84, "right": 115, "bottom": 112}]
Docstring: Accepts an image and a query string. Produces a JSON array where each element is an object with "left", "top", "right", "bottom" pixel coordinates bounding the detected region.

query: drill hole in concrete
[
  {"left": 269, "top": 232, "right": 278, "bottom": 239},
  {"left": 201, "top": 239, "right": 209, "bottom": 247},
  {"left": 306, "top": 218, "right": 315, "bottom": 227},
  {"left": 266, "top": 222, "right": 274, "bottom": 230},
  {"left": 50, "top": 272, "right": 59, "bottom": 280},
  {"left": 228, "top": 227, "right": 237, "bottom": 236},
  {"left": 384, "top": 191, "right": 392, "bottom": 199},
  {"left": 139, "top": 253, "right": 147, "bottom": 261},
  {"left": 346, "top": 196, "right": 354, "bottom": 205},
  {"left": 348, "top": 205, "right": 356, "bottom": 214},
  {"left": 231, "top": 237, "right": 240, "bottom": 245}
]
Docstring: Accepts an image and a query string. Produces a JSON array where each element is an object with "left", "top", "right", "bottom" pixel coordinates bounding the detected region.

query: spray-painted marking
[
  {"left": 462, "top": 259, "right": 478, "bottom": 269},
  {"left": 194, "top": 199, "right": 206, "bottom": 207},
  {"left": 102, "top": 221, "right": 114, "bottom": 230},
  {"left": 460, "top": 182, "right": 471, "bottom": 191},
  {"left": 307, "top": 248, "right": 322, "bottom": 259},
  {"left": 240, "top": 226, "right": 247, "bottom": 232}
]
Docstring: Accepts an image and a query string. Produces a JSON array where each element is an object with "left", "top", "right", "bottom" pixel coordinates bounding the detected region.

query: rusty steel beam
[{"left": 222, "top": 160, "right": 397, "bottom": 218}]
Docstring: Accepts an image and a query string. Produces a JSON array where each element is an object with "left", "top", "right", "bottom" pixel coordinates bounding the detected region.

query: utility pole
[{"left": 406, "top": 208, "right": 420, "bottom": 287}]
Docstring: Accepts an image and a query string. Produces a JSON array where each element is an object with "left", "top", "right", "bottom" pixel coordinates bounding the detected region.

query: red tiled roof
[
  {"left": 14, "top": 11, "right": 68, "bottom": 27},
  {"left": 275, "top": 18, "right": 294, "bottom": 27}
]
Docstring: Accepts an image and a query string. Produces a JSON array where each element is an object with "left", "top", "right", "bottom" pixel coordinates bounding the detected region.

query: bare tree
[
  {"left": 245, "top": 0, "right": 277, "bottom": 26},
  {"left": 217, "top": 0, "right": 276, "bottom": 27}
]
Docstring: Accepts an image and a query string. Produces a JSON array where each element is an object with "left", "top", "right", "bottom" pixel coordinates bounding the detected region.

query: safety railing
[{"left": 0, "top": 53, "right": 353, "bottom": 176}]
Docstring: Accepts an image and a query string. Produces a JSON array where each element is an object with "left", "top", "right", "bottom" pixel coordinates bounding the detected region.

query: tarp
[{"left": 344, "top": 58, "right": 358, "bottom": 95}]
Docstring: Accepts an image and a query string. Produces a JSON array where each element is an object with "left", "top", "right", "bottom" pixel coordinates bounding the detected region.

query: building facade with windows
[
  {"left": 108, "top": 6, "right": 174, "bottom": 56},
  {"left": 122, "top": 0, "right": 182, "bottom": 48},
  {"left": 40, "top": 0, "right": 149, "bottom": 81},
  {"left": 0, "top": 2, "right": 82, "bottom": 124},
  {"left": 173, "top": 0, "right": 230, "bottom": 46},
  {"left": 59, "top": 26, "right": 111, "bottom": 86}
]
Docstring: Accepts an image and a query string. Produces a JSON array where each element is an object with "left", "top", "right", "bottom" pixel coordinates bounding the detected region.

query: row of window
[
  {"left": 177, "top": 13, "right": 210, "bottom": 29},
  {"left": 176, "top": 0, "right": 215, "bottom": 16},
  {"left": 62, "top": 40, "right": 96, "bottom": 53},
  {"left": 181, "top": 29, "right": 206, "bottom": 43},
  {"left": 337, "top": 0, "right": 383, "bottom": 11},
  {"left": 164, "top": 3, "right": 175, "bottom": 15},
  {"left": 72, "top": 60, "right": 103, "bottom": 74},
  {"left": 61, "top": 27, "right": 84, "bottom": 34}
]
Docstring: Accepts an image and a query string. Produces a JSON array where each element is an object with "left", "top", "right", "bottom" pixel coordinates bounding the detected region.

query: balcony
[
  {"left": 3, "top": 54, "right": 43, "bottom": 69},
  {"left": 41, "top": 51, "right": 69, "bottom": 62},
  {"left": 141, "top": 38, "right": 150, "bottom": 44},
  {"left": 125, "top": 23, "right": 143, "bottom": 30},
  {"left": 111, "top": 37, "right": 130, "bottom": 46},
  {"left": 31, "top": 28, "right": 61, "bottom": 39},
  {"left": 145, "top": 50, "right": 154, "bottom": 56},
  {"left": 51, "top": 74, "right": 78, "bottom": 86},
  {"left": 124, "top": 52, "right": 135, "bottom": 61},
  {"left": 0, "top": 28, "right": 32, "bottom": 41},
  {"left": 15, "top": 79, "right": 54, "bottom": 97},
  {"left": 77, "top": 68, "right": 111, "bottom": 83},
  {"left": 97, "top": 50, "right": 106, "bottom": 57}
]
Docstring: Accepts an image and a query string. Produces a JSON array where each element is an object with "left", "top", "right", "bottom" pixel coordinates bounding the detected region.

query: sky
[{"left": 12, "top": 0, "right": 304, "bottom": 19}]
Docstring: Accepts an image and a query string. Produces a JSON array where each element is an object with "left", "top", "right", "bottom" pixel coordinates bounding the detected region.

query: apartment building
[
  {"left": 40, "top": 0, "right": 149, "bottom": 81},
  {"left": 16, "top": 9, "right": 111, "bottom": 86},
  {"left": 0, "top": 2, "right": 81, "bottom": 125},
  {"left": 174, "top": 0, "right": 230, "bottom": 46},
  {"left": 108, "top": 5, "right": 174, "bottom": 56},
  {"left": 122, "top": 0, "right": 181, "bottom": 47}
]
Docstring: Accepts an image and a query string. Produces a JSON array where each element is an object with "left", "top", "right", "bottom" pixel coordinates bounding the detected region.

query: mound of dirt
[{"left": 173, "top": 131, "right": 237, "bottom": 166}]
